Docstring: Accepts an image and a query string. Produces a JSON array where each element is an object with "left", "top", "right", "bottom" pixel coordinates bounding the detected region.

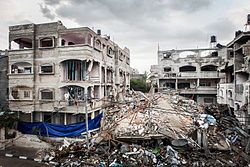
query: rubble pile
[
  {"left": 102, "top": 92, "right": 193, "bottom": 140},
  {"left": 39, "top": 92, "right": 250, "bottom": 167},
  {"left": 170, "top": 94, "right": 201, "bottom": 113}
]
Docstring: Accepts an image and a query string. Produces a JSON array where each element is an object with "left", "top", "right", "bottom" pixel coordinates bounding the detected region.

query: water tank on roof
[
  {"left": 210, "top": 35, "right": 216, "bottom": 43},
  {"left": 235, "top": 30, "right": 242, "bottom": 37},
  {"left": 247, "top": 14, "right": 250, "bottom": 24},
  {"left": 97, "top": 29, "right": 101, "bottom": 35}
]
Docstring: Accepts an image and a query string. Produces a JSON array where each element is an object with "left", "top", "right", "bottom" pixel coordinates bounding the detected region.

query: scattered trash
[{"left": 15, "top": 91, "right": 250, "bottom": 166}]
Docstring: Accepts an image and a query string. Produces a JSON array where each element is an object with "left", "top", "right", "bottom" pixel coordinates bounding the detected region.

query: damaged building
[
  {"left": 8, "top": 21, "right": 130, "bottom": 124},
  {"left": 150, "top": 36, "right": 224, "bottom": 105},
  {"left": 0, "top": 50, "right": 8, "bottom": 109},
  {"left": 217, "top": 16, "right": 250, "bottom": 131}
]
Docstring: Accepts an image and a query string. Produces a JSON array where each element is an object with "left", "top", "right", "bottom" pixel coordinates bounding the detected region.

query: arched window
[
  {"left": 220, "top": 90, "right": 223, "bottom": 97},
  {"left": 108, "top": 47, "right": 113, "bottom": 55},
  {"left": 201, "top": 65, "right": 218, "bottom": 71},
  {"left": 61, "top": 60, "right": 86, "bottom": 81},
  {"left": 95, "top": 39, "right": 101, "bottom": 50},
  {"left": 179, "top": 65, "right": 196, "bottom": 72},
  {"left": 228, "top": 90, "right": 233, "bottom": 98},
  {"left": 40, "top": 37, "right": 54, "bottom": 47},
  {"left": 40, "top": 89, "right": 53, "bottom": 100}
]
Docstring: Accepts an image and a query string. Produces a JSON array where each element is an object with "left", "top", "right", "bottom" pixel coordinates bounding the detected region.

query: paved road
[{"left": 0, "top": 156, "right": 47, "bottom": 167}]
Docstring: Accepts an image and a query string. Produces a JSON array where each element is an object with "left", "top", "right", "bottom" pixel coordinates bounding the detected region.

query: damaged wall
[{"left": 8, "top": 21, "right": 130, "bottom": 124}]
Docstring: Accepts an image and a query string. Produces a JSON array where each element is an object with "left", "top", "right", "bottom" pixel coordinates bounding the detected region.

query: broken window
[
  {"left": 126, "top": 57, "right": 130, "bottom": 65},
  {"left": 108, "top": 47, "right": 113, "bottom": 56},
  {"left": 219, "top": 90, "right": 223, "bottom": 97},
  {"left": 107, "top": 68, "right": 113, "bottom": 83},
  {"left": 23, "top": 90, "right": 30, "bottom": 98},
  {"left": 119, "top": 52, "right": 125, "bottom": 61},
  {"left": 40, "top": 37, "right": 54, "bottom": 48},
  {"left": 95, "top": 40, "right": 101, "bottom": 50},
  {"left": 43, "top": 113, "right": 52, "bottom": 123},
  {"left": 60, "top": 33, "right": 86, "bottom": 46},
  {"left": 11, "top": 90, "right": 19, "bottom": 99},
  {"left": 62, "top": 86, "right": 85, "bottom": 105},
  {"left": 68, "top": 42, "right": 75, "bottom": 45},
  {"left": 201, "top": 65, "right": 217, "bottom": 71},
  {"left": 10, "top": 38, "right": 32, "bottom": 50},
  {"left": 204, "top": 98, "right": 214, "bottom": 103},
  {"left": 228, "top": 90, "right": 233, "bottom": 98},
  {"left": 62, "top": 60, "right": 86, "bottom": 81},
  {"left": 10, "top": 87, "right": 32, "bottom": 100},
  {"left": 178, "top": 83, "right": 190, "bottom": 89},
  {"left": 163, "top": 67, "right": 171, "bottom": 72},
  {"left": 163, "top": 52, "right": 171, "bottom": 59},
  {"left": 179, "top": 65, "right": 196, "bottom": 72},
  {"left": 40, "top": 65, "right": 53, "bottom": 74},
  {"left": 41, "top": 89, "right": 53, "bottom": 100},
  {"left": 11, "top": 62, "right": 32, "bottom": 74}
]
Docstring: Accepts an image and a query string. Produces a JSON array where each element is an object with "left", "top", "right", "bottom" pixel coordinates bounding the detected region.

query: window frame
[
  {"left": 40, "top": 89, "right": 54, "bottom": 101},
  {"left": 39, "top": 64, "right": 54, "bottom": 75},
  {"left": 39, "top": 37, "right": 55, "bottom": 49}
]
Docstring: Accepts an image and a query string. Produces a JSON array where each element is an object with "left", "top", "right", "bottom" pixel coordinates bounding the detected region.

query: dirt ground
[{"left": 0, "top": 156, "right": 47, "bottom": 167}]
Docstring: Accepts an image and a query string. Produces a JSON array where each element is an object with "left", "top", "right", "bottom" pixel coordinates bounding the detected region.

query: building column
[
  {"left": 39, "top": 112, "right": 43, "bottom": 122},
  {"left": 197, "top": 78, "right": 200, "bottom": 87},
  {"left": 104, "top": 67, "right": 107, "bottom": 96},
  {"left": 64, "top": 113, "right": 67, "bottom": 125},
  {"left": 175, "top": 79, "right": 178, "bottom": 91},
  {"left": 31, "top": 112, "right": 33, "bottom": 123}
]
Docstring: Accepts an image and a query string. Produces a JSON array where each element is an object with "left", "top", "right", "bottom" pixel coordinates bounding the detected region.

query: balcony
[
  {"left": 57, "top": 45, "right": 94, "bottom": 62},
  {"left": 89, "top": 76, "right": 100, "bottom": 83},
  {"left": 179, "top": 86, "right": 217, "bottom": 94},
  {"left": 162, "top": 71, "right": 221, "bottom": 79},
  {"left": 199, "top": 72, "right": 222, "bottom": 78},
  {"left": 217, "top": 83, "right": 234, "bottom": 107}
]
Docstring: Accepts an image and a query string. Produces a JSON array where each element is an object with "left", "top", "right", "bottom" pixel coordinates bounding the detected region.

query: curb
[{"left": 4, "top": 153, "right": 43, "bottom": 162}]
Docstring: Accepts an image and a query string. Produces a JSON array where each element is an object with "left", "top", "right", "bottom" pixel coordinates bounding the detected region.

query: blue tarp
[{"left": 17, "top": 113, "right": 103, "bottom": 137}]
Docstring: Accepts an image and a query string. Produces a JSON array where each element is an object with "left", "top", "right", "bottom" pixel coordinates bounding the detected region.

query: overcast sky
[{"left": 0, "top": 0, "right": 250, "bottom": 73}]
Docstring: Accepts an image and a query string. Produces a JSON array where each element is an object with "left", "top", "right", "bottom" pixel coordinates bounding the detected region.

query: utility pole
[{"left": 84, "top": 94, "right": 89, "bottom": 150}]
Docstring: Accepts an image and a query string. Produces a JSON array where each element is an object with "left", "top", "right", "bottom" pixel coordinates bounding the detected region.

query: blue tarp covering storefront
[{"left": 17, "top": 113, "right": 103, "bottom": 137}]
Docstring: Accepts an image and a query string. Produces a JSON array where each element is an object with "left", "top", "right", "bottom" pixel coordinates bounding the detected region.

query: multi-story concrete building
[
  {"left": 217, "top": 30, "right": 250, "bottom": 130},
  {"left": 0, "top": 50, "right": 8, "bottom": 109},
  {"left": 8, "top": 21, "right": 130, "bottom": 124},
  {"left": 150, "top": 39, "right": 224, "bottom": 105}
]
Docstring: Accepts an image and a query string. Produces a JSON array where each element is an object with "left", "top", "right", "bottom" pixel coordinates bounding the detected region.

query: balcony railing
[
  {"left": 162, "top": 71, "right": 221, "bottom": 79},
  {"left": 179, "top": 86, "right": 217, "bottom": 94}
]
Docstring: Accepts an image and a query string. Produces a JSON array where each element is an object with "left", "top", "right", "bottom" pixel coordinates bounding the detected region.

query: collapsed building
[
  {"left": 7, "top": 21, "right": 130, "bottom": 124},
  {"left": 0, "top": 50, "right": 8, "bottom": 109},
  {"left": 217, "top": 15, "right": 250, "bottom": 131},
  {"left": 150, "top": 36, "right": 224, "bottom": 105}
]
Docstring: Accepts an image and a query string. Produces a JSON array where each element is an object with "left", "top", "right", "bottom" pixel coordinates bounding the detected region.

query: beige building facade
[
  {"left": 151, "top": 46, "right": 224, "bottom": 105},
  {"left": 8, "top": 21, "right": 130, "bottom": 124}
]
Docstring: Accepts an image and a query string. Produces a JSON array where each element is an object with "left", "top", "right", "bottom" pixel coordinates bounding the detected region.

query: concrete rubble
[{"left": 33, "top": 91, "right": 250, "bottom": 166}]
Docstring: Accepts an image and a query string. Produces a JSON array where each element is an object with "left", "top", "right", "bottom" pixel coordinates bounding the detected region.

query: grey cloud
[
  {"left": 168, "top": 0, "right": 214, "bottom": 12},
  {"left": 39, "top": 4, "right": 55, "bottom": 20},
  {"left": 44, "top": 0, "right": 61, "bottom": 5}
]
